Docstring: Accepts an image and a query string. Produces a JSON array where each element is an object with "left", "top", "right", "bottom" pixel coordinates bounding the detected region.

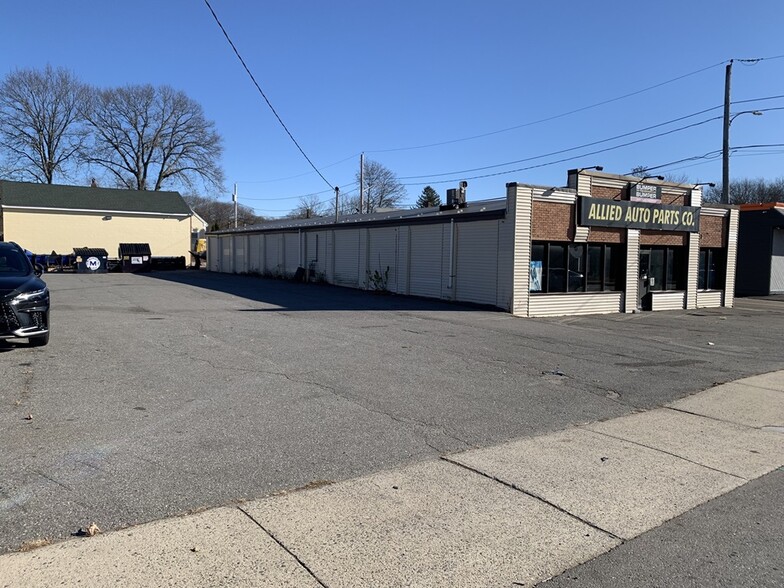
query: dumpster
[
  {"left": 118, "top": 243, "right": 152, "bottom": 273},
  {"left": 73, "top": 248, "right": 108, "bottom": 273}
]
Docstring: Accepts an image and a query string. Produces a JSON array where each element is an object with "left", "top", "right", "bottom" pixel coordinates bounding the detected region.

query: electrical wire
[
  {"left": 366, "top": 61, "right": 728, "bottom": 154},
  {"left": 203, "top": 0, "right": 335, "bottom": 190},
  {"left": 399, "top": 116, "right": 722, "bottom": 186},
  {"left": 399, "top": 105, "right": 724, "bottom": 179}
]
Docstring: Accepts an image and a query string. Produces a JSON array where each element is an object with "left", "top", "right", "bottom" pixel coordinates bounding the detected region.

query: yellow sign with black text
[{"left": 578, "top": 197, "right": 700, "bottom": 232}]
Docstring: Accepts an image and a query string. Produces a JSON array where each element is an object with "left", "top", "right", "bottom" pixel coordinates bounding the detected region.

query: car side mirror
[{"left": 34, "top": 263, "right": 44, "bottom": 277}]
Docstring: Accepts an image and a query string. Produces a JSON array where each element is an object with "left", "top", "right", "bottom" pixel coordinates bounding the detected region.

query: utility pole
[
  {"left": 359, "top": 152, "right": 365, "bottom": 215},
  {"left": 721, "top": 60, "right": 733, "bottom": 205},
  {"left": 232, "top": 183, "right": 238, "bottom": 228},
  {"left": 334, "top": 186, "right": 340, "bottom": 223}
]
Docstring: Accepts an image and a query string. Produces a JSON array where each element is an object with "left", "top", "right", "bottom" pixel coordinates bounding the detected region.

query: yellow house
[{"left": 0, "top": 180, "right": 204, "bottom": 258}]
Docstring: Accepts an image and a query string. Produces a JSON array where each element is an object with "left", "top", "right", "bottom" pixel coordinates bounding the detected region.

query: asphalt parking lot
[{"left": 1, "top": 271, "right": 783, "bottom": 553}]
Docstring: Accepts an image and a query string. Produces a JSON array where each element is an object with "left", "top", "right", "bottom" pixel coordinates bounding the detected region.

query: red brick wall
[
  {"left": 588, "top": 228, "right": 625, "bottom": 243},
  {"left": 591, "top": 185, "right": 624, "bottom": 200},
  {"left": 660, "top": 191, "right": 686, "bottom": 206},
  {"left": 532, "top": 202, "right": 574, "bottom": 241},
  {"left": 640, "top": 231, "right": 687, "bottom": 246},
  {"left": 700, "top": 215, "right": 727, "bottom": 248}
]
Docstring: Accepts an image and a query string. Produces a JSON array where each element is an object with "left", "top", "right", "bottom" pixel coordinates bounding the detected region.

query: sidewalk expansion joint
[
  {"left": 665, "top": 405, "right": 777, "bottom": 431},
  {"left": 582, "top": 428, "right": 750, "bottom": 482},
  {"left": 440, "top": 456, "right": 624, "bottom": 544},
  {"left": 237, "top": 505, "right": 331, "bottom": 588}
]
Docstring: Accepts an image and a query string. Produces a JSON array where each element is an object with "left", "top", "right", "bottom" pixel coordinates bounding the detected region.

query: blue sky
[{"left": 2, "top": 0, "right": 783, "bottom": 216}]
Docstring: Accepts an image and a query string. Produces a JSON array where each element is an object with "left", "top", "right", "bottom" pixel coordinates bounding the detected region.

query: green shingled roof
[{"left": 0, "top": 180, "right": 192, "bottom": 215}]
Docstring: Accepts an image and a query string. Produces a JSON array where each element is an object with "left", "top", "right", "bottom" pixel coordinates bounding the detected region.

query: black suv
[{"left": 0, "top": 242, "right": 50, "bottom": 346}]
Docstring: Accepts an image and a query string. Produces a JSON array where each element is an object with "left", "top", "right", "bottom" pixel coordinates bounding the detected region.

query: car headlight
[{"left": 11, "top": 287, "right": 49, "bottom": 305}]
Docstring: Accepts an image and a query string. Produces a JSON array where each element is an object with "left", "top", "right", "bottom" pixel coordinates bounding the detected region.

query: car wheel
[{"left": 29, "top": 331, "right": 49, "bottom": 347}]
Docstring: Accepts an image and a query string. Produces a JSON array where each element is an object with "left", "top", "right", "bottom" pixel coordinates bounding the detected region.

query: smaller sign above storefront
[
  {"left": 578, "top": 197, "right": 700, "bottom": 232},
  {"left": 629, "top": 183, "right": 661, "bottom": 203}
]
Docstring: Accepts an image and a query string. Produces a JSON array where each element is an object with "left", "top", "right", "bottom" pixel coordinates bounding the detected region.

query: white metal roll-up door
[
  {"left": 233, "top": 235, "right": 247, "bottom": 273},
  {"left": 265, "top": 234, "right": 283, "bottom": 274},
  {"left": 284, "top": 232, "right": 299, "bottom": 274},
  {"left": 306, "top": 231, "right": 325, "bottom": 276},
  {"left": 368, "top": 227, "right": 398, "bottom": 291},
  {"left": 207, "top": 237, "right": 218, "bottom": 271},
  {"left": 409, "top": 224, "right": 444, "bottom": 298},
  {"left": 771, "top": 229, "right": 784, "bottom": 293},
  {"left": 455, "top": 220, "right": 499, "bottom": 305},
  {"left": 248, "top": 235, "right": 262, "bottom": 272},
  {"left": 333, "top": 229, "right": 360, "bottom": 286},
  {"left": 221, "top": 236, "right": 233, "bottom": 273}
]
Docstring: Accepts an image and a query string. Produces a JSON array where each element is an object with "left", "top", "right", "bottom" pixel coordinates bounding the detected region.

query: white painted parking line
[
  {"left": 585, "top": 408, "right": 784, "bottom": 479},
  {"left": 0, "top": 507, "right": 320, "bottom": 588},
  {"left": 452, "top": 428, "right": 744, "bottom": 540},
  {"left": 243, "top": 460, "right": 619, "bottom": 588},
  {"left": 669, "top": 381, "right": 784, "bottom": 428}
]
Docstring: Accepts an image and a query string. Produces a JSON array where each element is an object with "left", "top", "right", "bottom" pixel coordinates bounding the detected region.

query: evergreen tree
[{"left": 416, "top": 186, "right": 441, "bottom": 208}]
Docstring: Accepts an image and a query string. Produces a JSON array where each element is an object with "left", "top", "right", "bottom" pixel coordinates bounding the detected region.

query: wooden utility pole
[
  {"left": 721, "top": 60, "right": 732, "bottom": 205},
  {"left": 334, "top": 186, "right": 340, "bottom": 223},
  {"left": 232, "top": 183, "right": 238, "bottom": 228},
  {"left": 359, "top": 153, "right": 365, "bottom": 214}
]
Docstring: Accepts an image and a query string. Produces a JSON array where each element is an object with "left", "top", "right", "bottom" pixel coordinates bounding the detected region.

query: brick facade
[
  {"left": 588, "top": 227, "right": 625, "bottom": 243},
  {"left": 639, "top": 230, "right": 688, "bottom": 247},
  {"left": 532, "top": 202, "right": 574, "bottom": 241},
  {"left": 699, "top": 215, "right": 727, "bottom": 248}
]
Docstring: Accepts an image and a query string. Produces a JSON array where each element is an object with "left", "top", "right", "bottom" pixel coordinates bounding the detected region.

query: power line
[
  {"left": 237, "top": 153, "right": 362, "bottom": 184},
  {"left": 366, "top": 60, "right": 728, "bottom": 154},
  {"left": 399, "top": 116, "right": 722, "bottom": 186},
  {"left": 399, "top": 104, "right": 724, "bottom": 180},
  {"left": 203, "top": 0, "right": 335, "bottom": 190}
]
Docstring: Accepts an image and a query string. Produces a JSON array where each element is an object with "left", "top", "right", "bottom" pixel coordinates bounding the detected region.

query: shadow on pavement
[{"left": 133, "top": 269, "right": 495, "bottom": 313}]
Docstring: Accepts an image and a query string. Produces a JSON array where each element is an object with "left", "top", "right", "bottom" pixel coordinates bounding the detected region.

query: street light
[{"left": 722, "top": 110, "right": 763, "bottom": 204}]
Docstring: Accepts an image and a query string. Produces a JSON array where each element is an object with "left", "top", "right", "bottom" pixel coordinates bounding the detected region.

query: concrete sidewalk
[{"left": 2, "top": 372, "right": 782, "bottom": 588}]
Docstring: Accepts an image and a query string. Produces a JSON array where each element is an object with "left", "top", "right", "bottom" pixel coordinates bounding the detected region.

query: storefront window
[
  {"left": 698, "top": 249, "right": 726, "bottom": 290},
  {"left": 640, "top": 246, "right": 686, "bottom": 291},
  {"left": 531, "top": 242, "right": 624, "bottom": 293},
  {"left": 548, "top": 244, "right": 566, "bottom": 292},
  {"left": 587, "top": 245, "right": 602, "bottom": 291}
]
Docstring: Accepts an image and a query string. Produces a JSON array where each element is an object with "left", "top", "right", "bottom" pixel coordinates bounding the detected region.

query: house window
[
  {"left": 531, "top": 242, "right": 624, "bottom": 293},
  {"left": 698, "top": 248, "right": 726, "bottom": 290}
]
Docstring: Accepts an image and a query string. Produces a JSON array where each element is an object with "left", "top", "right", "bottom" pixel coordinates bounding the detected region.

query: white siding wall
[
  {"left": 650, "top": 291, "right": 686, "bottom": 311},
  {"left": 333, "top": 229, "right": 360, "bottom": 286},
  {"left": 625, "top": 230, "right": 640, "bottom": 313},
  {"left": 409, "top": 224, "right": 444, "bottom": 299},
  {"left": 508, "top": 184, "right": 533, "bottom": 316},
  {"left": 529, "top": 292, "right": 624, "bottom": 317},
  {"left": 305, "top": 231, "right": 326, "bottom": 278},
  {"left": 455, "top": 220, "right": 500, "bottom": 305},
  {"left": 686, "top": 232, "right": 699, "bottom": 309},
  {"left": 696, "top": 291, "right": 724, "bottom": 308},
  {"left": 724, "top": 209, "right": 739, "bottom": 307}
]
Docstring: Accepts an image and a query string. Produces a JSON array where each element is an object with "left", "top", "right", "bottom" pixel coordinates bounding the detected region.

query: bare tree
[
  {"left": 704, "top": 178, "right": 784, "bottom": 204},
  {"left": 0, "top": 65, "right": 88, "bottom": 183},
  {"left": 184, "top": 194, "right": 266, "bottom": 230},
  {"left": 355, "top": 159, "right": 406, "bottom": 213},
  {"left": 83, "top": 84, "right": 224, "bottom": 192},
  {"left": 287, "top": 194, "right": 328, "bottom": 219}
]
